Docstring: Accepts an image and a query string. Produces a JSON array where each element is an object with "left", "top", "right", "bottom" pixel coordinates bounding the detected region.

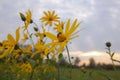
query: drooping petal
[
  {"left": 56, "top": 42, "right": 66, "bottom": 54},
  {"left": 47, "top": 42, "right": 59, "bottom": 54}
]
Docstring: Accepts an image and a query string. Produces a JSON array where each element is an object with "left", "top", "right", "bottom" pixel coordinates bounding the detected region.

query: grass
[
  {"left": 59, "top": 67, "right": 120, "bottom": 80},
  {"left": 0, "top": 62, "right": 120, "bottom": 80}
]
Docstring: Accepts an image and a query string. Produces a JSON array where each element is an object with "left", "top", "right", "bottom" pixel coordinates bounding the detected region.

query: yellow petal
[
  {"left": 58, "top": 24, "right": 63, "bottom": 33},
  {"left": 0, "top": 50, "right": 7, "bottom": 59},
  {"left": 47, "top": 42, "right": 58, "bottom": 54},
  {"left": 65, "top": 19, "right": 70, "bottom": 33},
  {"left": 51, "top": 10, "right": 55, "bottom": 17},
  {"left": 0, "top": 47, "right": 13, "bottom": 58},
  {"left": 26, "top": 10, "right": 32, "bottom": 24},
  {"left": 56, "top": 42, "right": 66, "bottom": 54},
  {"left": 45, "top": 32, "right": 57, "bottom": 40},
  {"left": 9, "top": 46, "right": 15, "bottom": 54},
  {"left": 16, "top": 27, "right": 20, "bottom": 43},
  {"left": 22, "top": 33, "right": 28, "bottom": 43},
  {"left": 68, "top": 19, "right": 80, "bottom": 35},
  {"left": 7, "top": 34, "right": 15, "bottom": 44},
  {"left": 48, "top": 11, "right": 51, "bottom": 16},
  {"left": 43, "top": 11, "right": 49, "bottom": 17},
  {"left": 71, "top": 30, "right": 80, "bottom": 37}
]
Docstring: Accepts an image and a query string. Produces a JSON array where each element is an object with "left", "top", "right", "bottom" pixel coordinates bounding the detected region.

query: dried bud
[
  {"left": 44, "top": 34, "right": 46, "bottom": 37},
  {"left": 19, "top": 12, "right": 26, "bottom": 21},
  {"left": 14, "top": 44, "right": 19, "bottom": 50},
  {"left": 106, "top": 42, "right": 111, "bottom": 47},
  {"left": 34, "top": 27, "right": 38, "bottom": 32},
  {"left": 0, "top": 42, "right": 2, "bottom": 46},
  {"left": 30, "top": 19, "right": 33, "bottom": 23}
]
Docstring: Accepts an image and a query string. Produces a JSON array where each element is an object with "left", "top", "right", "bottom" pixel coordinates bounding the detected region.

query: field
[{"left": 59, "top": 68, "right": 120, "bottom": 80}]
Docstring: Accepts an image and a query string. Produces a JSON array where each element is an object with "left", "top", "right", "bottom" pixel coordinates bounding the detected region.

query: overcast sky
[{"left": 0, "top": 0, "right": 120, "bottom": 54}]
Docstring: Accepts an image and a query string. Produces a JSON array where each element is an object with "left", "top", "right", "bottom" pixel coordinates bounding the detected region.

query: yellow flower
[
  {"left": 25, "top": 62, "right": 32, "bottom": 73},
  {"left": 40, "top": 10, "right": 60, "bottom": 26},
  {"left": 81, "top": 67, "right": 86, "bottom": 73},
  {"left": 19, "top": 62, "right": 32, "bottom": 73},
  {"left": 34, "top": 25, "right": 46, "bottom": 41},
  {"left": 22, "top": 10, "right": 32, "bottom": 30},
  {"left": 54, "top": 21, "right": 64, "bottom": 32},
  {"left": 34, "top": 32, "right": 45, "bottom": 41},
  {"left": 7, "top": 27, "right": 20, "bottom": 45},
  {"left": 20, "top": 44, "right": 32, "bottom": 53},
  {"left": 45, "top": 19, "right": 81, "bottom": 54},
  {"left": 0, "top": 27, "right": 20, "bottom": 58},
  {"left": 31, "top": 40, "right": 51, "bottom": 58},
  {"left": 22, "top": 33, "right": 28, "bottom": 43}
]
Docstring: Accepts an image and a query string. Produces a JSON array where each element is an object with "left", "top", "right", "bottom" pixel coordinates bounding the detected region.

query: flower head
[
  {"left": 45, "top": 19, "right": 81, "bottom": 54},
  {"left": 0, "top": 27, "right": 20, "bottom": 58},
  {"left": 54, "top": 21, "right": 64, "bottom": 32},
  {"left": 40, "top": 10, "right": 60, "bottom": 26}
]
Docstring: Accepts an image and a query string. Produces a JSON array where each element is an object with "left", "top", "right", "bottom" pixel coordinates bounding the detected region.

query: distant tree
[
  {"left": 88, "top": 58, "right": 96, "bottom": 68},
  {"left": 74, "top": 57, "right": 81, "bottom": 66},
  {"left": 81, "top": 63, "right": 86, "bottom": 67},
  {"left": 58, "top": 57, "right": 68, "bottom": 66}
]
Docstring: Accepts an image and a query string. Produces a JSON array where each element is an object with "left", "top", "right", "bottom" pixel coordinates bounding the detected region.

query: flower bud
[
  {"left": 106, "top": 42, "right": 111, "bottom": 47},
  {"left": 0, "top": 42, "right": 2, "bottom": 46},
  {"left": 30, "top": 19, "right": 33, "bottom": 23},
  {"left": 33, "top": 27, "right": 38, "bottom": 32},
  {"left": 19, "top": 12, "right": 26, "bottom": 21}
]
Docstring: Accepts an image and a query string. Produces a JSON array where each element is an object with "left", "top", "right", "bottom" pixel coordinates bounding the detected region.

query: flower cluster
[{"left": 0, "top": 10, "right": 81, "bottom": 80}]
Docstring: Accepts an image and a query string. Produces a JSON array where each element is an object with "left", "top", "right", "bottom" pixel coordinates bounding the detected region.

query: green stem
[
  {"left": 26, "top": 29, "right": 35, "bottom": 47},
  {"left": 29, "top": 63, "right": 38, "bottom": 80},
  {"left": 112, "top": 59, "right": 120, "bottom": 63},
  {"left": 66, "top": 46, "right": 72, "bottom": 80},
  {"left": 108, "top": 47, "right": 116, "bottom": 70},
  {"left": 33, "top": 22, "right": 41, "bottom": 33},
  {"left": 24, "top": 22, "right": 35, "bottom": 47},
  {"left": 57, "top": 63, "right": 60, "bottom": 80}
]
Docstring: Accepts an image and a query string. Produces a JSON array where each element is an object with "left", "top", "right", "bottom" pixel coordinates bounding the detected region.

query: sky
[{"left": 0, "top": 0, "right": 120, "bottom": 64}]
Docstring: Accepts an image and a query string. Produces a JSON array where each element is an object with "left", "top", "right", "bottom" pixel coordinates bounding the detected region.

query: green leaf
[{"left": 58, "top": 53, "right": 63, "bottom": 59}]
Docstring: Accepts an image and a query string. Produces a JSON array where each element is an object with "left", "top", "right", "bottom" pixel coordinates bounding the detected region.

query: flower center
[
  {"left": 57, "top": 33, "right": 66, "bottom": 42},
  {"left": 48, "top": 17, "right": 53, "bottom": 21}
]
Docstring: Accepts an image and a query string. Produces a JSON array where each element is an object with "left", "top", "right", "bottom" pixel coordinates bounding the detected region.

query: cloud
[{"left": 0, "top": 0, "right": 120, "bottom": 53}]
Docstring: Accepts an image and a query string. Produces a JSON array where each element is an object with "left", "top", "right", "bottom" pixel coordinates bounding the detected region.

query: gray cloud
[{"left": 0, "top": 0, "right": 120, "bottom": 52}]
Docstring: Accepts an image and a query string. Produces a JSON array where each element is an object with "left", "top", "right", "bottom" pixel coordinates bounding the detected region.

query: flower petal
[
  {"left": 7, "top": 34, "right": 15, "bottom": 44},
  {"left": 45, "top": 32, "right": 57, "bottom": 40},
  {"left": 16, "top": 27, "right": 20, "bottom": 43}
]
